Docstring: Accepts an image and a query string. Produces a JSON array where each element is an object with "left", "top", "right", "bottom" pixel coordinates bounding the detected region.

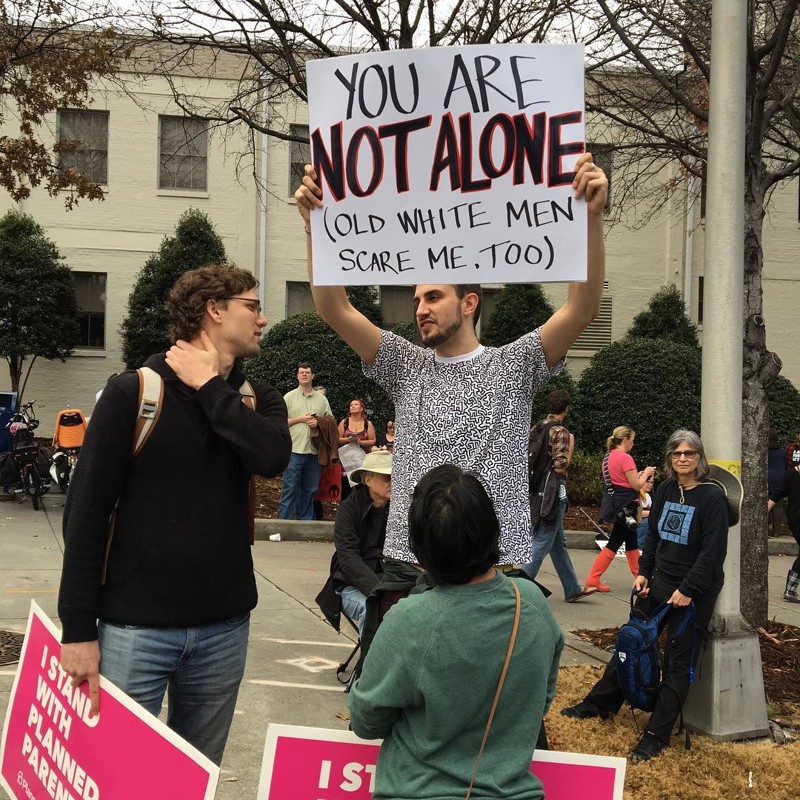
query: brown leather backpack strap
[
  {"left": 466, "top": 579, "right": 521, "bottom": 800},
  {"left": 239, "top": 379, "right": 257, "bottom": 544}
]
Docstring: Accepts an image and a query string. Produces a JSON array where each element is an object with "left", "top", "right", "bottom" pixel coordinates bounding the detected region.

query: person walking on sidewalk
[
  {"left": 585, "top": 426, "right": 656, "bottom": 592},
  {"left": 58, "top": 265, "right": 291, "bottom": 765},
  {"left": 522, "top": 390, "right": 596, "bottom": 603},
  {"left": 768, "top": 462, "right": 800, "bottom": 603}
]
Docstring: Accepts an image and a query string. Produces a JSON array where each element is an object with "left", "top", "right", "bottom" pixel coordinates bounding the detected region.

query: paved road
[{"left": 1, "top": 495, "right": 798, "bottom": 798}]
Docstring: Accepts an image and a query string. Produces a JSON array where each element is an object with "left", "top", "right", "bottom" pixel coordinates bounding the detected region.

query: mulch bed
[{"left": 574, "top": 621, "right": 800, "bottom": 718}]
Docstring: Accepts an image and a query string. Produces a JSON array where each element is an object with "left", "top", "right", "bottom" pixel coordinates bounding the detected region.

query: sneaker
[
  {"left": 783, "top": 592, "right": 800, "bottom": 604},
  {"left": 561, "top": 700, "right": 612, "bottom": 720},
  {"left": 629, "top": 732, "right": 667, "bottom": 762},
  {"left": 566, "top": 586, "right": 598, "bottom": 603}
]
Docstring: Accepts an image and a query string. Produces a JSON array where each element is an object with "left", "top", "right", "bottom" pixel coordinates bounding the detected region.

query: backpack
[
  {"left": 614, "top": 591, "right": 696, "bottom": 713},
  {"left": 527, "top": 420, "right": 559, "bottom": 493}
]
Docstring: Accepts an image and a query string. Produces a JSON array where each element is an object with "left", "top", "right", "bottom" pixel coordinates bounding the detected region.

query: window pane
[
  {"left": 73, "top": 273, "right": 106, "bottom": 348},
  {"left": 289, "top": 124, "right": 311, "bottom": 194},
  {"left": 286, "top": 281, "right": 315, "bottom": 317},
  {"left": 159, "top": 116, "right": 208, "bottom": 190},
  {"left": 58, "top": 110, "right": 109, "bottom": 185}
]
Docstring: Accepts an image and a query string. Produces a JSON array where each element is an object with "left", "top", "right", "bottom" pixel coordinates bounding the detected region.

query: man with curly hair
[{"left": 58, "top": 264, "right": 291, "bottom": 765}]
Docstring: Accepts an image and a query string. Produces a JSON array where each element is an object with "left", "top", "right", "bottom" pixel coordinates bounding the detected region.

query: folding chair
[{"left": 315, "top": 571, "right": 361, "bottom": 692}]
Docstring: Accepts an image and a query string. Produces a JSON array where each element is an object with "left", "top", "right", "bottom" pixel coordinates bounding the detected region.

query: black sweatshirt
[
  {"left": 639, "top": 479, "right": 728, "bottom": 598},
  {"left": 58, "top": 354, "right": 291, "bottom": 643},
  {"left": 770, "top": 466, "right": 800, "bottom": 534}
]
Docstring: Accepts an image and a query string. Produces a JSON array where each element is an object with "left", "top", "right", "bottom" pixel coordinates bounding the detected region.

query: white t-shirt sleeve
[
  {"left": 363, "top": 329, "right": 426, "bottom": 395},
  {"left": 499, "top": 328, "right": 565, "bottom": 396}
]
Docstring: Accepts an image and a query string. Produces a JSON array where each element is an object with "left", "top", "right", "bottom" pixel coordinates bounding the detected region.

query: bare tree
[
  {"left": 141, "top": 0, "right": 578, "bottom": 149},
  {"left": 0, "top": 0, "right": 132, "bottom": 208},
  {"left": 576, "top": 0, "right": 799, "bottom": 627}
]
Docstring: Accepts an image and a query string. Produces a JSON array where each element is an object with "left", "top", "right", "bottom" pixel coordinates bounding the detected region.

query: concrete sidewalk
[{"left": 1, "top": 496, "right": 799, "bottom": 799}]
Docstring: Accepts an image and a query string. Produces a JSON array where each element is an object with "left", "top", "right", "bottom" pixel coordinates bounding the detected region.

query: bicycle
[{"left": 6, "top": 400, "right": 49, "bottom": 510}]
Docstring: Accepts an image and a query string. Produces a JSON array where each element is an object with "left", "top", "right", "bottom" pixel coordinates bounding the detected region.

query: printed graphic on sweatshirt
[{"left": 657, "top": 501, "right": 696, "bottom": 546}]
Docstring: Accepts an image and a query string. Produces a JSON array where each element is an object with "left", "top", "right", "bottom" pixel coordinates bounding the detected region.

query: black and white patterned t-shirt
[{"left": 363, "top": 328, "right": 562, "bottom": 564}]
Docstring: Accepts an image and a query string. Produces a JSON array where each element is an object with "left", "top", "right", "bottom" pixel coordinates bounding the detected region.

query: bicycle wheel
[{"left": 26, "top": 467, "right": 41, "bottom": 510}]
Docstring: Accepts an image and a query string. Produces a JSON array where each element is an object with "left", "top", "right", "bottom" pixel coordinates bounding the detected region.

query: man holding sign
[{"left": 295, "top": 149, "right": 606, "bottom": 574}]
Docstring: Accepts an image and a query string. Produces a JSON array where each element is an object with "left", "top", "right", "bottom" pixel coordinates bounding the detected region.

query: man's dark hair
[
  {"left": 547, "top": 389, "right": 571, "bottom": 415},
  {"left": 297, "top": 361, "right": 313, "bottom": 371},
  {"left": 167, "top": 264, "right": 257, "bottom": 342},
  {"left": 408, "top": 464, "right": 499, "bottom": 585},
  {"left": 455, "top": 284, "right": 483, "bottom": 327}
]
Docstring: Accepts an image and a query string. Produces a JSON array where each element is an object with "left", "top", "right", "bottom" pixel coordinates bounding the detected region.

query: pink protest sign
[
  {"left": 258, "top": 724, "right": 626, "bottom": 800},
  {"left": 0, "top": 602, "right": 218, "bottom": 800}
]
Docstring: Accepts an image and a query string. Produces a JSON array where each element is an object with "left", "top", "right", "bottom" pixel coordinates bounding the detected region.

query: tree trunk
[{"left": 740, "top": 165, "right": 779, "bottom": 628}]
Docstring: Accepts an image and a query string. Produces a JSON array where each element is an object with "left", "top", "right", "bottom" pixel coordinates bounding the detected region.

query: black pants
[
  {"left": 604, "top": 518, "right": 638, "bottom": 553},
  {"left": 585, "top": 569, "right": 717, "bottom": 743}
]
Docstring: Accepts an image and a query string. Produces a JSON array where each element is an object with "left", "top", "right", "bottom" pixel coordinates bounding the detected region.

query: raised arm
[
  {"left": 540, "top": 153, "right": 608, "bottom": 369},
  {"left": 295, "top": 165, "right": 382, "bottom": 365}
]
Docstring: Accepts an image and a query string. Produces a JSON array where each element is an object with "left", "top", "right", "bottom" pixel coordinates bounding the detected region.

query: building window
[
  {"left": 159, "top": 116, "right": 208, "bottom": 191},
  {"left": 697, "top": 275, "right": 704, "bottom": 325},
  {"left": 74, "top": 272, "right": 106, "bottom": 349},
  {"left": 57, "top": 110, "right": 109, "bottom": 185},
  {"left": 289, "top": 124, "right": 310, "bottom": 195},
  {"left": 380, "top": 286, "right": 415, "bottom": 328},
  {"left": 570, "top": 280, "right": 612, "bottom": 351},
  {"left": 587, "top": 144, "right": 613, "bottom": 211},
  {"left": 286, "top": 281, "right": 315, "bottom": 317}
]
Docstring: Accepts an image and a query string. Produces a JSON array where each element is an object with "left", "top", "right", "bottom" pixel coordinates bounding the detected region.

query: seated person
[
  {"left": 348, "top": 464, "right": 563, "bottom": 800},
  {"left": 317, "top": 450, "right": 392, "bottom": 635},
  {"left": 562, "top": 430, "right": 731, "bottom": 763}
]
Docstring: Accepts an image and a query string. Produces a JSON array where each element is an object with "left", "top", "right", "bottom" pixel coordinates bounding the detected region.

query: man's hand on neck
[{"left": 166, "top": 330, "right": 224, "bottom": 389}]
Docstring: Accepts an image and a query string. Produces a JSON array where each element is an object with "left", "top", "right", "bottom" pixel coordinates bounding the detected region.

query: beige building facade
[{"left": 2, "top": 50, "right": 798, "bottom": 435}]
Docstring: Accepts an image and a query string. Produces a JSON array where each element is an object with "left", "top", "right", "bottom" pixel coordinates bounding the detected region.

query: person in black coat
[
  {"left": 769, "top": 463, "right": 800, "bottom": 602},
  {"left": 317, "top": 450, "right": 392, "bottom": 634}
]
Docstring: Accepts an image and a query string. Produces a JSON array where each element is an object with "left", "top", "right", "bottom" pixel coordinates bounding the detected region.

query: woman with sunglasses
[{"left": 562, "top": 429, "right": 729, "bottom": 763}]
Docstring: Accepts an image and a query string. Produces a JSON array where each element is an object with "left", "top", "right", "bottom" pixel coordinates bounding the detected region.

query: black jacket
[
  {"left": 58, "top": 354, "right": 291, "bottom": 642},
  {"left": 316, "top": 486, "right": 387, "bottom": 629},
  {"left": 332, "top": 486, "right": 388, "bottom": 595}
]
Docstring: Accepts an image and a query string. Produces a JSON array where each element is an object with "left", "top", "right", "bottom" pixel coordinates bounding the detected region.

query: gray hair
[{"left": 662, "top": 429, "right": 709, "bottom": 481}]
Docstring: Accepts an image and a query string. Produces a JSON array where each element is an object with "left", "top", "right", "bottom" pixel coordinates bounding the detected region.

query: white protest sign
[{"left": 306, "top": 44, "right": 586, "bottom": 286}]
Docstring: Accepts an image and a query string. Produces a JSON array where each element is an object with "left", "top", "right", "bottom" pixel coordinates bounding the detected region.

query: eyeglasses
[
  {"left": 671, "top": 450, "right": 699, "bottom": 459},
  {"left": 221, "top": 296, "right": 262, "bottom": 314}
]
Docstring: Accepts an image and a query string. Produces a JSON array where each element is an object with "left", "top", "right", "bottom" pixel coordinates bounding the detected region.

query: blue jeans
[
  {"left": 279, "top": 452, "right": 323, "bottom": 520},
  {"left": 522, "top": 496, "right": 581, "bottom": 599},
  {"left": 97, "top": 612, "right": 250, "bottom": 765},
  {"left": 338, "top": 586, "right": 368, "bottom": 636},
  {"left": 637, "top": 520, "right": 650, "bottom": 551}
]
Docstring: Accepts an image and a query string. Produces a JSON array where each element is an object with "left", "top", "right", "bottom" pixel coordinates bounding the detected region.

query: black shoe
[
  {"left": 560, "top": 700, "right": 612, "bottom": 720},
  {"left": 629, "top": 732, "right": 667, "bottom": 762}
]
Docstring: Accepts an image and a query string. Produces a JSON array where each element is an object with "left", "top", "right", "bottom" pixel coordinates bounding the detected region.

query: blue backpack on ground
[{"left": 614, "top": 591, "right": 696, "bottom": 712}]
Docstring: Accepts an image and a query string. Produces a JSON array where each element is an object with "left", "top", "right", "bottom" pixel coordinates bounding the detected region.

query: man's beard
[{"left": 420, "top": 310, "right": 462, "bottom": 348}]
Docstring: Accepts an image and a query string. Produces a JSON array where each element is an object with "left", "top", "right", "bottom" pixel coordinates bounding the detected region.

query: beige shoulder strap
[
  {"left": 132, "top": 367, "right": 164, "bottom": 457},
  {"left": 238, "top": 379, "right": 256, "bottom": 411},
  {"left": 238, "top": 378, "right": 257, "bottom": 546}
]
